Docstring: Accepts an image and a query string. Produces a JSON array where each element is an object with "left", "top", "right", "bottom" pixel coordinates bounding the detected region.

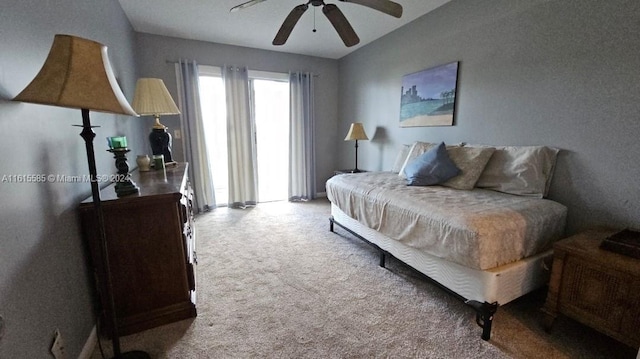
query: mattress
[{"left": 326, "top": 172, "right": 567, "bottom": 270}]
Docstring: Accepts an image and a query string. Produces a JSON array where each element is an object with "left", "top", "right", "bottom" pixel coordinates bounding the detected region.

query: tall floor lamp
[
  {"left": 344, "top": 122, "right": 369, "bottom": 173},
  {"left": 13, "top": 34, "right": 149, "bottom": 359}
]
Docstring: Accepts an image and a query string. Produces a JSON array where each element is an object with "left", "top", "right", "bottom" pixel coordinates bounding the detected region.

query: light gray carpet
[{"left": 92, "top": 200, "right": 637, "bottom": 358}]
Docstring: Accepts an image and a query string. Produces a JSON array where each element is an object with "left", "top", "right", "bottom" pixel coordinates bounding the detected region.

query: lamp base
[
  {"left": 350, "top": 169, "right": 363, "bottom": 173},
  {"left": 114, "top": 181, "right": 140, "bottom": 197},
  {"left": 149, "top": 127, "right": 173, "bottom": 163},
  {"left": 113, "top": 350, "right": 151, "bottom": 359}
]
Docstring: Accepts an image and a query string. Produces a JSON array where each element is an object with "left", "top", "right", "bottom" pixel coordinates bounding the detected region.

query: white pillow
[
  {"left": 391, "top": 144, "right": 411, "bottom": 173},
  {"left": 398, "top": 142, "right": 436, "bottom": 178},
  {"left": 475, "top": 146, "right": 560, "bottom": 198}
]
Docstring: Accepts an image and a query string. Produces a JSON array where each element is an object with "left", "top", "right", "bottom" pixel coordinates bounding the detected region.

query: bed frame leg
[
  {"left": 329, "top": 214, "right": 501, "bottom": 341},
  {"left": 466, "top": 300, "right": 498, "bottom": 341}
]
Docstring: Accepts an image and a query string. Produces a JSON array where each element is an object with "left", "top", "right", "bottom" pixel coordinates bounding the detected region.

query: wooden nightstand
[{"left": 542, "top": 228, "right": 640, "bottom": 348}]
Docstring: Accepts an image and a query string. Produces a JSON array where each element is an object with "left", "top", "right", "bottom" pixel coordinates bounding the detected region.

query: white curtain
[
  {"left": 223, "top": 65, "right": 258, "bottom": 208},
  {"left": 288, "top": 72, "right": 316, "bottom": 201},
  {"left": 175, "top": 59, "right": 216, "bottom": 212}
]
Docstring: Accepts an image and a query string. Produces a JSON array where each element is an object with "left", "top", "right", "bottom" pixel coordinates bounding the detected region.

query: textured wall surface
[
  {"left": 337, "top": 0, "right": 640, "bottom": 233},
  {"left": 0, "top": 1, "right": 144, "bottom": 357}
]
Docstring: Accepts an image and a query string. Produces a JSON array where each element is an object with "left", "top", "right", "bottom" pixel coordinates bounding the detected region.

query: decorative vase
[
  {"left": 136, "top": 154, "right": 151, "bottom": 172},
  {"left": 149, "top": 127, "right": 173, "bottom": 163}
]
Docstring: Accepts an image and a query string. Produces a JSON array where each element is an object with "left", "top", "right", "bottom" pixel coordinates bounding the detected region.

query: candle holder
[
  {"left": 107, "top": 136, "right": 128, "bottom": 149},
  {"left": 107, "top": 148, "right": 139, "bottom": 197}
]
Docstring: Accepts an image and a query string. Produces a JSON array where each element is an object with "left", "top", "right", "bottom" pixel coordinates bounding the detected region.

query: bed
[{"left": 326, "top": 142, "right": 568, "bottom": 340}]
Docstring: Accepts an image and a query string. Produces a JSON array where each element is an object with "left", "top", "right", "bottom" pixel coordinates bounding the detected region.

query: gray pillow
[{"left": 404, "top": 142, "right": 460, "bottom": 186}]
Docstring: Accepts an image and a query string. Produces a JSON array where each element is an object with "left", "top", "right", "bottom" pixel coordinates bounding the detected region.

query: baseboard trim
[
  {"left": 316, "top": 192, "right": 327, "bottom": 198},
  {"left": 79, "top": 325, "right": 97, "bottom": 359}
]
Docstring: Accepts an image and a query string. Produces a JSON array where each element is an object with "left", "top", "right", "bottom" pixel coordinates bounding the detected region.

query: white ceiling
[{"left": 118, "top": 0, "right": 451, "bottom": 59}]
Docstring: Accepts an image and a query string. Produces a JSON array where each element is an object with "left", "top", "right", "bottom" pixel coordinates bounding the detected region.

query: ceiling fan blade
[
  {"left": 230, "top": 0, "right": 267, "bottom": 13},
  {"left": 273, "top": 4, "right": 309, "bottom": 45},
  {"left": 338, "top": 0, "right": 403, "bottom": 18},
  {"left": 323, "top": 4, "right": 360, "bottom": 47}
]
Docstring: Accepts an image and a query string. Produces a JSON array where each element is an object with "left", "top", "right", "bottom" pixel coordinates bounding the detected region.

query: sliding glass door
[
  {"left": 252, "top": 77, "right": 289, "bottom": 202},
  {"left": 199, "top": 66, "right": 290, "bottom": 206}
]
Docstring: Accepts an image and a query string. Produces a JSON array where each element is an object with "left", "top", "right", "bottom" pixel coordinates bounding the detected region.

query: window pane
[
  {"left": 253, "top": 79, "right": 290, "bottom": 202},
  {"left": 199, "top": 75, "right": 228, "bottom": 206}
]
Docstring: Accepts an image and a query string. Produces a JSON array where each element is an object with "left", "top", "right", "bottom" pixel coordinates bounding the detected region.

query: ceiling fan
[{"left": 230, "top": 0, "right": 403, "bottom": 47}]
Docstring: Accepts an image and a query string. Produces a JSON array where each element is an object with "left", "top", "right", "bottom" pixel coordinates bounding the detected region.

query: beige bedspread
[{"left": 326, "top": 172, "right": 567, "bottom": 270}]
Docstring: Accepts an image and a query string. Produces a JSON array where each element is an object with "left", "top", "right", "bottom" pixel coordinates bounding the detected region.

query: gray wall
[
  {"left": 0, "top": 1, "right": 144, "bottom": 357},
  {"left": 135, "top": 33, "right": 340, "bottom": 195},
  {"left": 338, "top": 0, "right": 640, "bottom": 233}
]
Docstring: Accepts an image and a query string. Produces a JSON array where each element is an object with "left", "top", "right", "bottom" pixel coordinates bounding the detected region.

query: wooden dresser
[
  {"left": 79, "top": 163, "right": 197, "bottom": 336},
  {"left": 542, "top": 228, "right": 640, "bottom": 348}
]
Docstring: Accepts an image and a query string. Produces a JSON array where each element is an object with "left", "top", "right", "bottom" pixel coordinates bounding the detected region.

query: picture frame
[{"left": 399, "top": 61, "right": 459, "bottom": 127}]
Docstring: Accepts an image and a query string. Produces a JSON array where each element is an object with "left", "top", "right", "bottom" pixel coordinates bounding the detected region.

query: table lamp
[
  {"left": 344, "top": 122, "right": 369, "bottom": 173},
  {"left": 132, "top": 78, "right": 180, "bottom": 165},
  {"left": 13, "top": 34, "right": 148, "bottom": 359}
]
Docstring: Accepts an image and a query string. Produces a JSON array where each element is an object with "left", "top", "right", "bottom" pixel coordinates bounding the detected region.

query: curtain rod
[{"left": 165, "top": 60, "right": 319, "bottom": 77}]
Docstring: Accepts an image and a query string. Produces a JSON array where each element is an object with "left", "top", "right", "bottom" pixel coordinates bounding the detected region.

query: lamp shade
[
  {"left": 344, "top": 122, "right": 369, "bottom": 141},
  {"left": 132, "top": 78, "right": 180, "bottom": 117},
  {"left": 13, "top": 34, "right": 137, "bottom": 116}
]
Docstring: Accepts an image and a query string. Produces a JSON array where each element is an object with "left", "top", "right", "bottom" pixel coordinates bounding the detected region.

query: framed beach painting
[{"left": 399, "top": 61, "right": 459, "bottom": 127}]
